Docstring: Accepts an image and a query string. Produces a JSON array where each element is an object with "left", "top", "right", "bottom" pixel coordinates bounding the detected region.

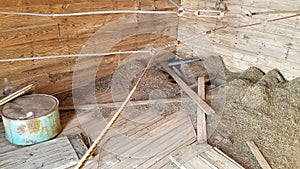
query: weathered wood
[
  {"left": 200, "top": 148, "right": 244, "bottom": 169},
  {"left": 178, "top": 0, "right": 300, "bottom": 80},
  {"left": 197, "top": 77, "right": 207, "bottom": 143},
  {"left": 0, "top": 0, "right": 179, "bottom": 95},
  {"left": 170, "top": 143, "right": 245, "bottom": 169},
  {"left": 161, "top": 63, "right": 215, "bottom": 115},
  {"left": 213, "top": 147, "right": 245, "bottom": 169},
  {"left": 0, "top": 137, "right": 79, "bottom": 169},
  {"left": 59, "top": 97, "right": 190, "bottom": 110},
  {"left": 67, "top": 134, "right": 88, "bottom": 159},
  {"left": 247, "top": 141, "right": 272, "bottom": 169}
]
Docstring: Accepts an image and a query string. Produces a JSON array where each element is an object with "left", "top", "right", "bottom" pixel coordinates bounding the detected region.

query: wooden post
[
  {"left": 247, "top": 141, "right": 272, "bottom": 169},
  {"left": 197, "top": 77, "right": 207, "bottom": 143}
]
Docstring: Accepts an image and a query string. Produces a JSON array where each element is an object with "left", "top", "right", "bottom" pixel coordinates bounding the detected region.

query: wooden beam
[
  {"left": 59, "top": 97, "right": 190, "bottom": 111},
  {"left": 247, "top": 141, "right": 272, "bottom": 169},
  {"left": 161, "top": 63, "right": 215, "bottom": 115},
  {"left": 188, "top": 77, "right": 215, "bottom": 89},
  {"left": 197, "top": 77, "right": 207, "bottom": 143}
]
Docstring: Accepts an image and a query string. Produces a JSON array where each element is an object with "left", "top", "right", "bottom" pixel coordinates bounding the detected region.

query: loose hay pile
[{"left": 208, "top": 67, "right": 300, "bottom": 169}]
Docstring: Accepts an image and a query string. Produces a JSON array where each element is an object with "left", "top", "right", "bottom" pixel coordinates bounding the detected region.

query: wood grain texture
[
  {"left": 197, "top": 77, "right": 207, "bottom": 143},
  {"left": 170, "top": 143, "right": 245, "bottom": 169},
  {"left": 0, "top": 0, "right": 179, "bottom": 95},
  {"left": 161, "top": 63, "right": 215, "bottom": 115},
  {"left": 64, "top": 108, "right": 196, "bottom": 168},
  {"left": 0, "top": 137, "right": 79, "bottom": 169},
  {"left": 178, "top": 0, "right": 300, "bottom": 80}
]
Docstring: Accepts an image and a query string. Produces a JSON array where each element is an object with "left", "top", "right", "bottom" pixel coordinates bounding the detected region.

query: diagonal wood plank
[
  {"left": 161, "top": 63, "right": 215, "bottom": 115},
  {"left": 247, "top": 141, "right": 272, "bottom": 169}
]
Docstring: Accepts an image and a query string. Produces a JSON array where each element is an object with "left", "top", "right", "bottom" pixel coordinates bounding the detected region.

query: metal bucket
[{"left": 1, "top": 94, "right": 62, "bottom": 145}]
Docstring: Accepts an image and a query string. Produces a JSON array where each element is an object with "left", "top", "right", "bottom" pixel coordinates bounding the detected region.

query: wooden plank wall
[
  {"left": 0, "top": 0, "right": 179, "bottom": 95},
  {"left": 177, "top": 0, "right": 300, "bottom": 80}
]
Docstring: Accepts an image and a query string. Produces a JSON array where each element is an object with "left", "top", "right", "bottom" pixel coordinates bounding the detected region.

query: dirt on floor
[{"left": 57, "top": 57, "right": 299, "bottom": 169}]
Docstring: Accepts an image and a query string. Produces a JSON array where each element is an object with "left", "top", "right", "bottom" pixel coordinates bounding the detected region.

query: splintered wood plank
[
  {"left": 184, "top": 156, "right": 214, "bottom": 169},
  {"left": 0, "top": 137, "right": 79, "bottom": 169},
  {"left": 161, "top": 63, "right": 215, "bottom": 115},
  {"left": 247, "top": 141, "right": 272, "bottom": 169},
  {"left": 159, "top": 161, "right": 178, "bottom": 169},
  {"left": 200, "top": 149, "right": 244, "bottom": 169},
  {"left": 197, "top": 77, "right": 207, "bottom": 143},
  {"left": 170, "top": 143, "right": 244, "bottom": 169},
  {"left": 169, "top": 144, "right": 212, "bottom": 167},
  {"left": 213, "top": 147, "right": 245, "bottom": 169}
]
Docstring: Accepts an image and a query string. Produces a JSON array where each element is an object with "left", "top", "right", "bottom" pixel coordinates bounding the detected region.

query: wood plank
[
  {"left": 67, "top": 134, "right": 88, "bottom": 159},
  {"left": 0, "top": 0, "right": 178, "bottom": 96},
  {"left": 170, "top": 143, "right": 245, "bottom": 169},
  {"left": 197, "top": 77, "right": 207, "bottom": 143},
  {"left": 59, "top": 97, "right": 190, "bottom": 110},
  {"left": 72, "top": 110, "right": 196, "bottom": 169},
  {"left": 161, "top": 63, "right": 215, "bottom": 115},
  {"left": 0, "top": 23, "right": 59, "bottom": 48},
  {"left": 159, "top": 161, "right": 178, "bottom": 169},
  {"left": 213, "top": 147, "right": 245, "bottom": 169},
  {"left": 200, "top": 148, "right": 244, "bottom": 169},
  {"left": 184, "top": 156, "right": 214, "bottom": 169},
  {"left": 178, "top": 0, "right": 300, "bottom": 80},
  {"left": 0, "top": 137, "right": 79, "bottom": 169},
  {"left": 170, "top": 144, "right": 213, "bottom": 166},
  {"left": 247, "top": 141, "right": 272, "bottom": 169}
]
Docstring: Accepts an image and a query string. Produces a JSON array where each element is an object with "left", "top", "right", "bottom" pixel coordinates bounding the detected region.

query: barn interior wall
[
  {"left": 0, "top": 0, "right": 179, "bottom": 95},
  {"left": 177, "top": 0, "right": 300, "bottom": 80}
]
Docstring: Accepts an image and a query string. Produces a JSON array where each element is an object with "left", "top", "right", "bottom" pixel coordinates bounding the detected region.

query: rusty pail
[{"left": 1, "top": 94, "right": 61, "bottom": 145}]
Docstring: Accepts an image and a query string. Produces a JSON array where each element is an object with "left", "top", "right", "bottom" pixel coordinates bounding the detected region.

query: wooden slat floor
[
  {"left": 0, "top": 99, "right": 197, "bottom": 169},
  {"left": 66, "top": 107, "right": 197, "bottom": 168},
  {"left": 0, "top": 136, "right": 79, "bottom": 169},
  {"left": 169, "top": 143, "right": 245, "bottom": 169}
]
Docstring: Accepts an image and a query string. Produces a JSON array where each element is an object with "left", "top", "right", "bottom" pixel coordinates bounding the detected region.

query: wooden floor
[
  {"left": 169, "top": 143, "right": 245, "bottom": 169},
  {"left": 0, "top": 137, "right": 79, "bottom": 169},
  {"left": 0, "top": 101, "right": 196, "bottom": 169},
  {"left": 62, "top": 106, "right": 197, "bottom": 168}
]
